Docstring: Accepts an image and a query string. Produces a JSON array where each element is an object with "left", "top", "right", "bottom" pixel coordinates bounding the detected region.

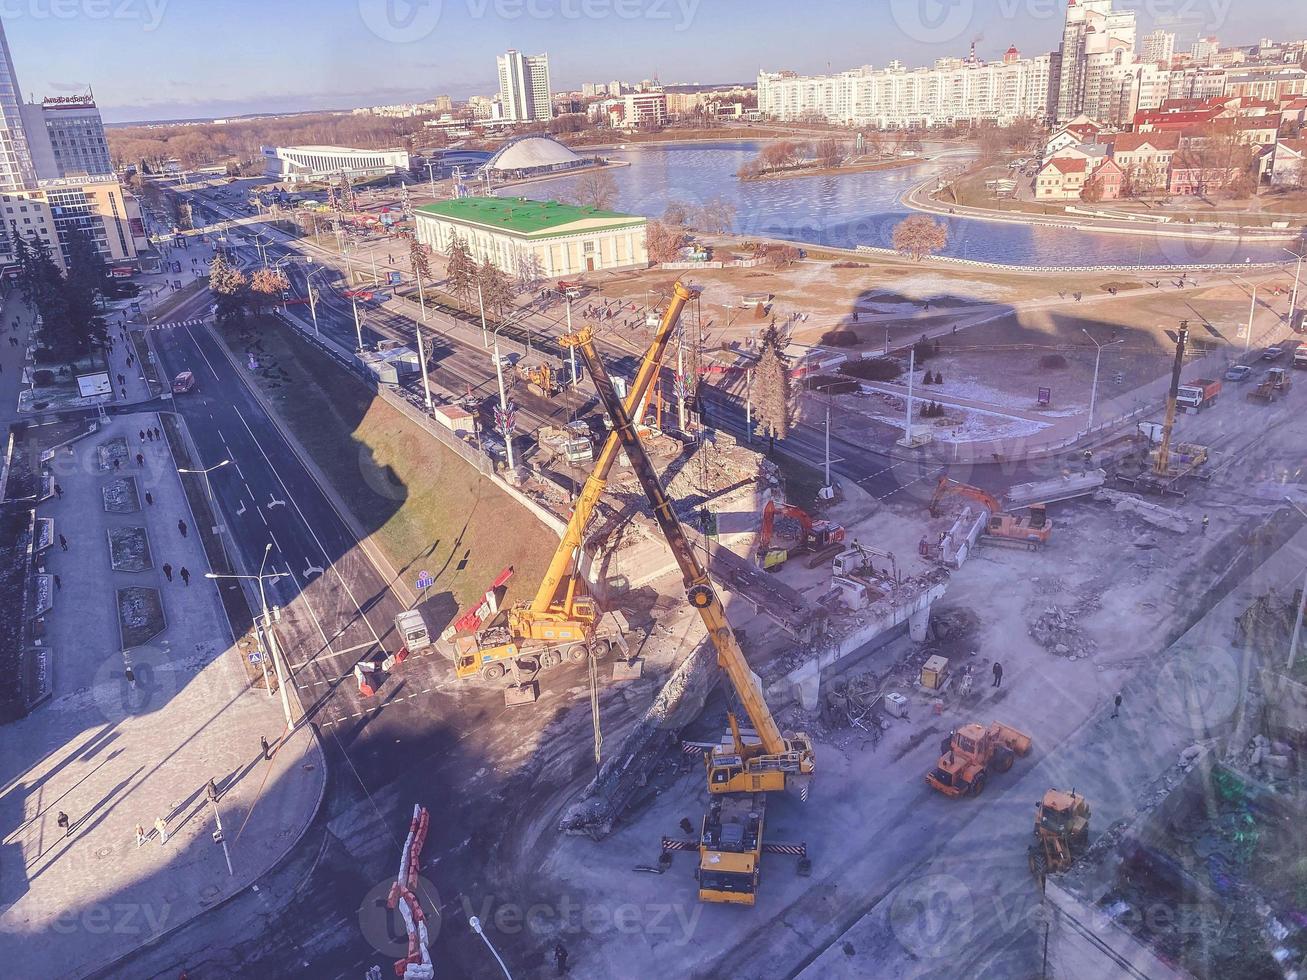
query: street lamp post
[
  {"left": 414, "top": 320, "right": 433, "bottom": 412},
  {"left": 468, "top": 916, "right": 512, "bottom": 979},
  {"left": 476, "top": 279, "right": 489, "bottom": 348},
  {"left": 1285, "top": 247, "right": 1304, "bottom": 327},
  {"left": 425, "top": 161, "right": 438, "bottom": 199},
  {"left": 566, "top": 299, "right": 578, "bottom": 387},
  {"left": 1233, "top": 274, "right": 1258, "bottom": 352},
  {"left": 306, "top": 267, "right": 327, "bottom": 337},
  {"left": 1081, "top": 329, "right": 1123, "bottom": 436},
  {"left": 178, "top": 458, "right": 231, "bottom": 502},
  {"left": 351, "top": 293, "right": 365, "bottom": 352},
  {"left": 1285, "top": 498, "right": 1307, "bottom": 671},
  {"left": 491, "top": 322, "right": 519, "bottom": 474},
  {"left": 205, "top": 543, "right": 292, "bottom": 729}
]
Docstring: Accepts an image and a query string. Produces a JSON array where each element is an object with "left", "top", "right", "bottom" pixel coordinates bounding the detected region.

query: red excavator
[
  {"left": 755, "top": 500, "right": 845, "bottom": 570},
  {"left": 928, "top": 477, "right": 1052, "bottom": 550}
]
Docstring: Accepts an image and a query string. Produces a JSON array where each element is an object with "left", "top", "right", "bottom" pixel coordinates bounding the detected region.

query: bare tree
[
  {"left": 249, "top": 267, "right": 290, "bottom": 311},
  {"left": 892, "top": 215, "right": 948, "bottom": 262},
  {"left": 816, "top": 138, "right": 844, "bottom": 169},
  {"left": 476, "top": 258, "right": 514, "bottom": 320},
  {"left": 646, "top": 220, "right": 687, "bottom": 263},
  {"left": 445, "top": 234, "right": 476, "bottom": 306},
  {"left": 570, "top": 168, "right": 618, "bottom": 210},
  {"left": 695, "top": 197, "right": 737, "bottom": 235}
]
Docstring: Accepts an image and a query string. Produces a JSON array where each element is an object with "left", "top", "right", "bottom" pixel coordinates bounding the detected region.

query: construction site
[{"left": 334, "top": 255, "right": 1307, "bottom": 980}]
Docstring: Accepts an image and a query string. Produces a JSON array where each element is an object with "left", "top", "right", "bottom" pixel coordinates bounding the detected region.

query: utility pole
[
  {"left": 476, "top": 279, "right": 489, "bottom": 347},
  {"left": 566, "top": 300, "right": 577, "bottom": 386},
  {"left": 1081, "top": 329, "right": 1122, "bottom": 436},
  {"left": 745, "top": 368, "right": 753, "bottom": 442},
  {"left": 493, "top": 334, "right": 517, "bottom": 473},
  {"left": 903, "top": 346, "right": 916, "bottom": 443},
  {"left": 351, "top": 293, "right": 364, "bottom": 352},
  {"left": 206, "top": 779, "right": 234, "bottom": 876},
  {"left": 415, "top": 322, "right": 433, "bottom": 412},
  {"left": 676, "top": 324, "right": 687, "bottom": 432}
]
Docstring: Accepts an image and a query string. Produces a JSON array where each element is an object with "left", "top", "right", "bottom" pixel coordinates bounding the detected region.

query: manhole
[
  {"left": 95, "top": 845, "right": 114, "bottom": 860},
  {"left": 198, "top": 884, "right": 222, "bottom": 904}
]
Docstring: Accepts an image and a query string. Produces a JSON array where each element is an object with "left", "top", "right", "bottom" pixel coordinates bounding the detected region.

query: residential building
[
  {"left": 1191, "top": 37, "right": 1221, "bottom": 65},
  {"left": 20, "top": 95, "right": 112, "bottom": 180},
  {"left": 1053, "top": 0, "right": 1138, "bottom": 124},
  {"left": 757, "top": 48, "right": 1053, "bottom": 129},
  {"left": 1165, "top": 67, "right": 1229, "bottom": 102},
  {"left": 414, "top": 196, "right": 647, "bottom": 278},
  {"left": 1036, "top": 157, "right": 1089, "bottom": 199},
  {"left": 1168, "top": 150, "right": 1238, "bottom": 195},
  {"left": 1109, "top": 131, "right": 1180, "bottom": 191},
  {"left": 497, "top": 50, "right": 552, "bottom": 122},
  {"left": 1272, "top": 138, "right": 1307, "bottom": 186},
  {"left": 1225, "top": 67, "right": 1307, "bottom": 102},
  {"left": 1142, "top": 30, "right": 1175, "bottom": 66},
  {"left": 622, "top": 91, "right": 667, "bottom": 129},
  {"left": 262, "top": 145, "right": 411, "bottom": 184},
  {"left": 1085, "top": 158, "right": 1125, "bottom": 199}
]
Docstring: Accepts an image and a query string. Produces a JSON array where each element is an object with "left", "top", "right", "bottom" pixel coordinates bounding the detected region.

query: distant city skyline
[{"left": 1, "top": 0, "right": 1301, "bottom": 123}]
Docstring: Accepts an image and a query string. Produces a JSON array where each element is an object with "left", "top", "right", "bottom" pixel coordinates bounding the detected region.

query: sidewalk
[{"left": 0, "top": 409, "right": 324, "bottom": 978}]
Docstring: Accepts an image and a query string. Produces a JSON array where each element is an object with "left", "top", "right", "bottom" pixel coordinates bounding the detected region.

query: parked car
[
  {"left": 1263, "top": 346, "right": 1284, "bottom": 361},
  {"left": 1224, "top": 364, "right": 1253, "bottom": 382}
]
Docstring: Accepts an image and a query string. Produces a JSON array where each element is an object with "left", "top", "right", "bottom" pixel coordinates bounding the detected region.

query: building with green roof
[{"left": 414, "top": 196, "right": 648, "bottom": 279}]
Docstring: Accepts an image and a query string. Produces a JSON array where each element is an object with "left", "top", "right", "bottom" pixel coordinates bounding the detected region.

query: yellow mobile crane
[
  {"left": 562, "top": 322, "right": 815, "bottom": 906},
  {"left": 437, "top": 283, "right": 698, "bottom": 692}
]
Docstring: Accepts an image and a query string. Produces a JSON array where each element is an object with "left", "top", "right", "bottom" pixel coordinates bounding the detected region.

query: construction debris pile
[
  {"left": 1093, "top": 488, "right": 1189, "bottom": 533},
  {"left": 1238, "top": 734, "right": 1299, "bottom": 791},
  {"left": 1029, "top": 603, "right": 1097, "bottom": 659},
  {"left": 821, "top": 674, "right": 889, "bottom": 738}
]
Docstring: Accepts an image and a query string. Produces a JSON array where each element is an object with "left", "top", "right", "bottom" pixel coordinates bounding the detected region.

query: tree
[
  {"left": 816, "top": 138, "right": 843, "bottom": 169},
  {"left": 646, "top": 220, "right": 687, "bottom": 264},
  {"left": 570, "top": 168, "right": 618, "bottom": 210},
  {"left": 208, "top": 253, "right": 249, "bottom": 322},
  {"left": 662, "top": 200, "right": 692, "bottom": 228},
  {"left": 409, "top": 236, "right": 433, "bottom": 307},
  {"left": 1081, "top": 179, "right": 1106, "bottom": 203},
  {"left": 892, "top": 215, "right": 948, "bottom": 262},
  {"left": 751, "top": 242, "right": 801, "bottom": 268},
  {"left": 249, "top": 267, "right": 290, "bottom": 311},
  {"left": 476, "top": 258, "right": 514, "bottom": 320},
  {"left": 752, "top": 323, "right": 791, "bottom": 449},
  {"left": 445, "top": 234, "right": 476, "bottom": 307},
  {"left": 63, "top": 227, "right": 109, "bottom": 354},
  {"left": 695, "top": 197, "right": 737, "bottom": 235}
]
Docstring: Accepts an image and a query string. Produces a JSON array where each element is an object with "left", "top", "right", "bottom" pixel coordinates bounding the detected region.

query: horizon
[{"left": 3, "top": 0, "right": 1300, "bottom": 124}]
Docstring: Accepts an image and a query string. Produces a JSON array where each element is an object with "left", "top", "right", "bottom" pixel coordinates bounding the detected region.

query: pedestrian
[
  {"left": 992, "top": 662, "right": 1003, "bottom": 688},
  {"left": 113, "top": 457, "right": 121, "bottom": 470},
  {"left": 145, "top": 490, "right": 154, "bottom": 506},
  {"left": 120, "top": 387, "right": 126, "bottom": 398},
  {"left": 1111, "top": 693, "right": 1122, "bottom": 718},
  {"left": 136, "top": 452, "right": 144, "bottom": 468},
  {"left": 53, "top": 482, "right": 63, "bottom": 499},
  {"left": 153, "top": 427, "right": 161, "bottom": 440},
  {"left": 56, "top": 810, "right": 70, "bottom": 837},
  {"left": 1083, "top": 449, "right": 1093, "bottom": 468},
  {"left": 180, "top": 566, "right": 190, "bottom": 586},
  {"left": 162, "top": 562, "right": 173, "bottom": 582},
  {"left": 679, "top": 817, "right": 694, "bottom": 836},
  {"left": 260, "top": 735, "right": 272, "bottom": 760},
  {"left": 1201, "top": 515, "right": 1209, "bottom": 535},
  {"left": 554, "top": 942, "right": 569, "bottom": 976},
  {"left": 135, "top": 823, "right": 147, "bottom": 847},
  {"left": 53, "top": 574, "right": 61, "bottom": 590},
  {"left": 177, "top": 518, "right": 188, "bottom": 538},
  {"left": 140, "top": 429, "right": 147, "bottom": 442},
  {"left": 154, "top": 816, "right": 169, "bottom": 844},
  {"left": 58, "top": 533, "right": 68, "bottom": 552},
  {"left": 125, "top": 666, "right": 136, "bottom": 688},
  {"left": 117, "top": 373, "right": 125, "bottom": 387}
]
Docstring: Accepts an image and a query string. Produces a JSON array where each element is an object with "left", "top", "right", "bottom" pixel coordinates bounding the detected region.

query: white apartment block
[
  {"left": 622, "top": 91, "right": 667, "bottom": 129},
  {"left": 757, "top": 51, "right": 1053, "bottom": 129},
  {"left": 497, "top": 50, "right": 552, "bottom": 122},
  {"left": 1141, "top": 30, "right": 1175, "bottom": 66}
]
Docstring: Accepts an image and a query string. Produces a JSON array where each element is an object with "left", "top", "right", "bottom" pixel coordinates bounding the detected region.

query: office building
[
  {"left": 415, "top": 197, "right": 647, "bottom": 278},
  {"left": 0, "top": 20, "right": 36, "bottom": 193},
  {"left": 21, "top": 95, "right": 113, "bottom": 180},
  {"left": 1142, "top": 30, "right": 1175, "bottom": 66},
  {"left": 622, "top": 91, "right": 668, "bottom": 129},
  {"left": 497, "top": 50, "right": 552, "bottom": 122}
]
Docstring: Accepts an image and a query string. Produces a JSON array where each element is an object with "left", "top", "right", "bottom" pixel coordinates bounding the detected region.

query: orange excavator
[
  {"left": 755, "top": 501, "right": 846, "bottom": 569},
  {"left": 928, "top": 477, "right": 1052, "bottom": 550}
]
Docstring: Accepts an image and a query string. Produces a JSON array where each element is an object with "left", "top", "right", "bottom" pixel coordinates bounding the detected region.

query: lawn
[{"left": 215, "top": 315, "right": 556, "bottom": 611}]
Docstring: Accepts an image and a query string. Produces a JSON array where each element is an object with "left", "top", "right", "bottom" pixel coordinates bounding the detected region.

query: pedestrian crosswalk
[{"left": 151, "top": 318, "right": 208, "bottom": 330}]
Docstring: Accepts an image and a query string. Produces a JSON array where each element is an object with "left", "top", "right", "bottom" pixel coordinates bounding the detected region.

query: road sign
[
  {"left": 248, "top": 650, "right": 262, "bottom": 664},
  {"left": 388, "top": 271, "right": 402, "bottom": 286},
  {"left": 416, "top": 570, "right": 433, "bottom": 590}
]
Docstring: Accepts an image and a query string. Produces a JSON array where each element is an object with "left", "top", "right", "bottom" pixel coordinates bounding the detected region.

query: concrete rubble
[
  {"left": 1029, "top": 602, "right": 1097, "bottom": 658},
  {"left": 1094, "top": 487, "right": 1190, "bottom": 532}
]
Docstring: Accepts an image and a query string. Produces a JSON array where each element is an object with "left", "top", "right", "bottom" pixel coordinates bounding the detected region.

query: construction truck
[
  {"left": 756, "top": 500, "right": 845, "bottom": 570},
  {"left": 1028, "top": 789, "right": 1091, "bottom": 885},
  {"left": 564, "top": 321, "right": 814, "bottom": 906},
  {"left": 516, "top": 362, "right": 560, "bottom": 398},
  {"left": 430, "top": 283, "right": 697, "bottom": 701},
  {"left": 926, "top": 721, "right": 1032, "bottom": 798},
  {"left": 1249, "top": 367, "right": 1292, "bottom": 403},
  {"left": 1175, "top": 378, "right": 1221, "bottom": 412},
  {"left": 928, "top": 477, "right": 1052, "bottom": 550}
]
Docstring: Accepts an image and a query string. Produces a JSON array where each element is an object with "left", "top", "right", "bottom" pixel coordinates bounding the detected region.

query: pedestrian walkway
[{"left": 0, "top": 411, "right": 324, "bottom": 978}]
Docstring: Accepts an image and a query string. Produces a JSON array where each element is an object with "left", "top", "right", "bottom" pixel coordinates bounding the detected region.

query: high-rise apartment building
[
  {"left": 497, "top": 50, "right": 552, "bottom": 122},
  {"left": 1053, "top": 0, "right": 1138, "bottom": 124},
  {"left": 1142, "top": 29, "right": 1176, "bottom": 66},
  {"left": 0, "top": 20, "right": 37, "bottom": 193}
]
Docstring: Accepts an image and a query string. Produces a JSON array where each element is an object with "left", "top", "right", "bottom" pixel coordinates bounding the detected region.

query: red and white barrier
[{"left": 388, "top": 804, "right": 434, "bottom": 980}]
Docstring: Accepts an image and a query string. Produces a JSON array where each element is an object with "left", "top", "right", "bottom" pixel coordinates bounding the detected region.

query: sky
[{"left": 1, "top": 0, "right": 1301, "bottom": 123}]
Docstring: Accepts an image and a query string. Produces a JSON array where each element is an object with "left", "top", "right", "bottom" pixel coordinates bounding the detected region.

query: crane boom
[
  {"left": 564, "top": 324, "right": 814, "bottom": 793},
  {"left": 1153, "top": 321, "right": 1188, "bottom": 477},
  {"left": 512, "top": 282, "right": 697, "bottom": 637}
]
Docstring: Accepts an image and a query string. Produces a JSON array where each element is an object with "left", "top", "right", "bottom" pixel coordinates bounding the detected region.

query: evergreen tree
[
  {"left": 753, "top": 323, "right": 791, "bottom": 449},
  {"left": 64, "top": 227, "right": 109, "bottom": 353}
]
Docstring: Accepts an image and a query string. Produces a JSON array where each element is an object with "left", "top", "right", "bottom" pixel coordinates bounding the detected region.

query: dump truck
[
  {"left": 927, "top": 721, "right": 1032, "bottom": 798},
  {"left": 1028, "top": 789, "right": 1091, "bottom": 885},
  {"left": 1175, "top": 377, "right": 1221, "bottom": 412}
]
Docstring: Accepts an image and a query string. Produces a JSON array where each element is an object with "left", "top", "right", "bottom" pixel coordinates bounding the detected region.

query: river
[{"left": 484, "top": 140, "right": 1292, "bottom": 268}]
